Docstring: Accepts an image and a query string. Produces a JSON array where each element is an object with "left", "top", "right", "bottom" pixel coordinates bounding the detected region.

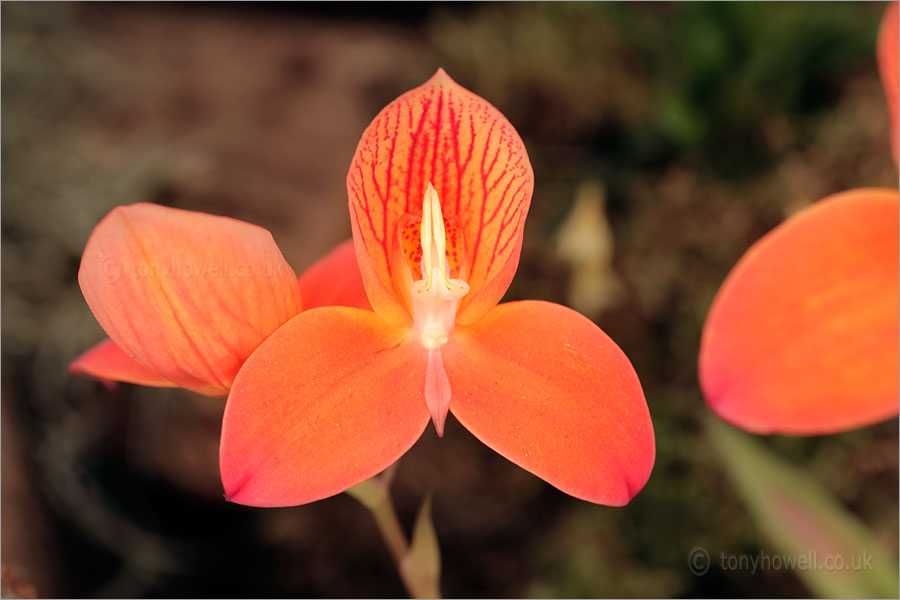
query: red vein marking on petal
[
  {"left": 430, "top": 87, "right": 444, "bottom": 202},
  {"left": 347, "top": 71, "right": 533, "bottom": 306},
  {"left": 404, "top": 94, "right": 435, "bottom": 217}
]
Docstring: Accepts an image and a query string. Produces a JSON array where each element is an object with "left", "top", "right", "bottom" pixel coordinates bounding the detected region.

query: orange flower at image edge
[
  {"left": 218, "top": 70, "right": 655, "bottom": 508},
  {"left": 699, "top": 3, "right": 900, "bottom": 435}
]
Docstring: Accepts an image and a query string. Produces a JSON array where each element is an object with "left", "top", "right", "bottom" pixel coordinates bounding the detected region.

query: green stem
[
  {"left": 347, "top": 468, "right": 438, "bottom": 599},
  {"left": 365, "top": 484, "right": 409, "bottom": 566}
]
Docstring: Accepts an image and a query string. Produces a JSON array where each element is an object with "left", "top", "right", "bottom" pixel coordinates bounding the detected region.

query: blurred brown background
[{"left": 2, "top": 2, "right": 897, "bottom": 597}]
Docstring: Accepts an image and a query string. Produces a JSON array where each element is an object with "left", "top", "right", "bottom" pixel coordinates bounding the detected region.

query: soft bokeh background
[{"left": 2, "top": 2, "right": 897, "bottom": 597}]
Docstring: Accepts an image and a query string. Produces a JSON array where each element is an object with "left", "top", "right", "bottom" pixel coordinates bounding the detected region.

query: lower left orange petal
[
  {"left": 219, "top": 307, "right": 429, "bottom": 507},
  {"left": 69, "top": 338, "right": 177, "bottom": 389},
  {"left": 445, "top": 300, "right": 655, "bottom": 506}
]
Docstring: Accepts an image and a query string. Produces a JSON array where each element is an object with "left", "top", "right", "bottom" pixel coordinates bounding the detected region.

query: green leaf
[
  {"left": 345, "top": 478, "right": 387, "bottom": 511},
  {"left": 708, "top": 417, "right": 899, "bottom": 599},
  {"left": 345, "top": 462, "right": 399, "bottom": 511},
  {"left": 400, "top": 495, "right": 442, "bottom": 599}
]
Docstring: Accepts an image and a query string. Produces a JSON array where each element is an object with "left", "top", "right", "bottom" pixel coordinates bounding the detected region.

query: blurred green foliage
[
  {"left": 605, "top": 2, "right": 880, "bottom": 175},
  {"left": 710, "top": 418, "right": 899, "bottom": 599}
]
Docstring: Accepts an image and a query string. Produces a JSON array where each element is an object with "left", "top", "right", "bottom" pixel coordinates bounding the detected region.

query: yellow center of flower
[{"left": 410, "top": 183, "right": 470, "bottom": 349}]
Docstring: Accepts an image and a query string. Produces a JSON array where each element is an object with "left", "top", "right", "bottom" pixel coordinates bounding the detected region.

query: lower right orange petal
[
  {"left": 700, "top": 188, "right": 900, "bottom": 435},
  {"left": 445, "top": 300, "right": 655, "bottom": 507}
]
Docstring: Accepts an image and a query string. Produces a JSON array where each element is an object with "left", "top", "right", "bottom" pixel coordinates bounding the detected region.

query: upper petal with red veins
[
  {"left": 298, "top": 239, "right": 372, "bottom": 311},
  {"left": 878, "top": 2, "right": 899, "bottom": 168},
  {"left": 220, "top": 307, "right": 430, "bottom": 507},
  {"left": 69, "top": 338, "right": 177, "bottom": 389},
  {"left": 78, "top": 203, "right": 302, "bottom": 396},
  {"left": 347, "top": 69, "right": 534, "bottom": 325},
  {"left": 700, "top": 189, "right": 900, "bottom": 435},
  {"left": 444, "top": 300, "right": 655, "bottom": 506}
]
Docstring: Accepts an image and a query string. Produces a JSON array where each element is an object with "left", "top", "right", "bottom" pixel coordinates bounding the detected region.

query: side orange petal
[
  {"left": 298, "top": 239, "right": 372, "bottom": 310},
  {"left": 445, "top": 301, "right": 655, "bottom": 506},
  {"left": 69, "top": 338, "right": 177, "bottom": 389},
  {"left": 700, "top": 189, "right": 900, "bottom": 435},
  {"left": 78, "top": 203, "right": 302, "bottom": 396},
  {"left": 347, "top": 69, "right": 534, "bottom": 325},
  {"left": 878, "top": 2, "right": 899, "bottom": 168},
  {"left": 219, "top": 307, "right": 430, "bottom": 507}
]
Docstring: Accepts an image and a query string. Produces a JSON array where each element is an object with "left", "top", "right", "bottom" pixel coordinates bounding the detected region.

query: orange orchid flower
[
  {"left": 699, "top": 3, "right": 899, "bottom": 435},
  {"left": 71, "top": 204, "right": 369, "bottom": 395},
  {"left": 219, "top": 70, "right": 655, "bottom": 508}
]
